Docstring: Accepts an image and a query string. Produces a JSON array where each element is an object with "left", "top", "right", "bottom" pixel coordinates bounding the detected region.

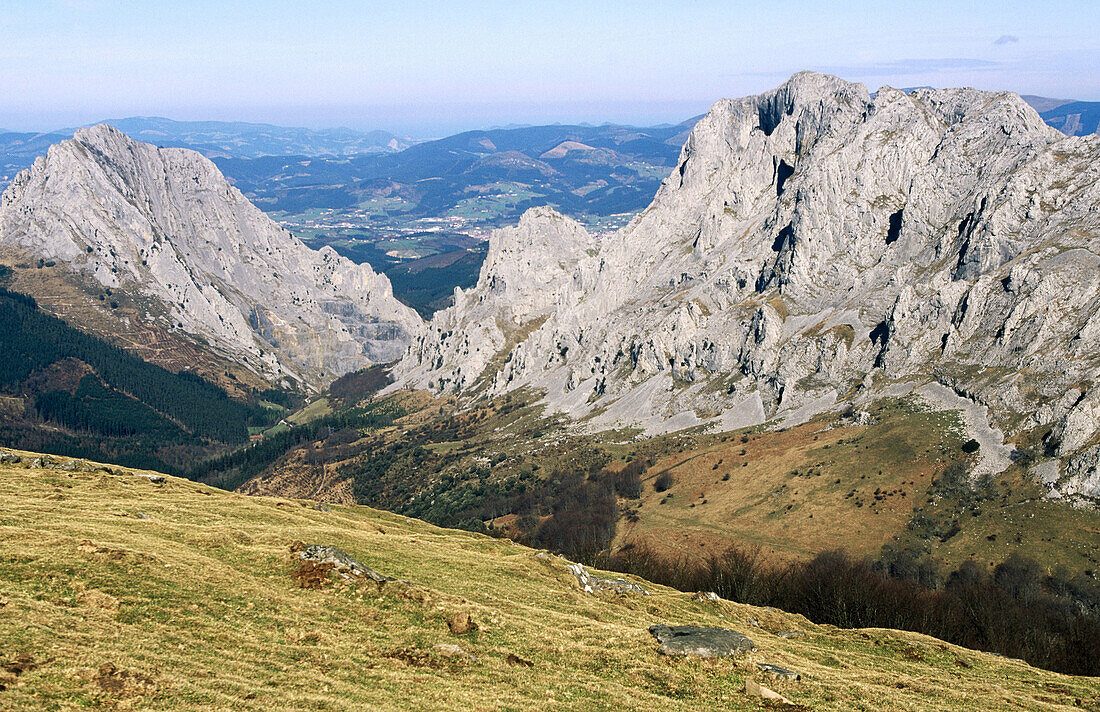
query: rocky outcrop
[
  {"left": 566, "top": 562, "right": 649, "bottom": 595},
  {"left": 0, "top": 125, "right": 422, "bottom": 388},
  {"left": 298, "top": 544, "right": 390, "bottom": 583},
  {"left": 394, "top": 72, "right": 1100, "bottom": 505},
  {"left": 649, "top": 624, "right": 754, "bottom": 657}
]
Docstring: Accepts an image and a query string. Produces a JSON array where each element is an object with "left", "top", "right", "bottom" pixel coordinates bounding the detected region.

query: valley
[{"left": 1, "top": 71, "right": 1099, "bottom": 706}]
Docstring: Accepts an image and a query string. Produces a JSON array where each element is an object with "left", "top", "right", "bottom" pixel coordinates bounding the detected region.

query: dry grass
[
  {"left": 618, "top": 402, "right": 964, "bottom": 563},
  {"left": 1, "top": 451, "right": 1097, "bottom": 711}
]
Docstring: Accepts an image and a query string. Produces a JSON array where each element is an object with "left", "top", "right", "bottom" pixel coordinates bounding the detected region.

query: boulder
[
  {"left": 758, "top": 663, "right": 801, "bottom": 681},
  {"left": 692, "top": 591, "right": 721, "bottom": 601},
  {"left": 447, "top": 611, "right": 478, "bottom": 635},
  {"left": 745, "top": 678, "right": 792, "bottom": 704},
  {"left": 649, "top": 624, "right": 754, "bottom": 657}
]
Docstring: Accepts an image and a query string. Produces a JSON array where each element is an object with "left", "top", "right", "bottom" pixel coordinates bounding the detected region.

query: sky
[{"left": 1, "top": 0, "right": 1098, "bottom": 136}]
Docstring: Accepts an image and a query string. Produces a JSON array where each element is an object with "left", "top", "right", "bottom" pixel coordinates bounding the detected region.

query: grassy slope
[
  {"left": 606, "top": 399, "right": 1100, "bottom": 573},
  {"left": 1, "top": 451, "right": 1098, "bottom": 711},
  {"left": 616, "top": 400, "right": 963, "bottom": 562},
  {"left": 237, "top": 390, "right": 1100, "bottom": 576}
]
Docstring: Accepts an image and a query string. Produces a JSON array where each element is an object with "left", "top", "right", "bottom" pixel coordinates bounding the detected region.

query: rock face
[
  {"left": 0, "top": 125, "right": 422, "bottom": 388},
  {"left": 394, "top": 72, "right": 1100, "bottom": 505}
]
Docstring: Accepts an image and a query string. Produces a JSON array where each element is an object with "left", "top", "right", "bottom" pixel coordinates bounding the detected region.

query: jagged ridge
[
  {"left": 0, "top": 124, "right": 422, "bottom": 388},
  {"left": 394, "top": 72, "right": 1100, "bottom": 504}
]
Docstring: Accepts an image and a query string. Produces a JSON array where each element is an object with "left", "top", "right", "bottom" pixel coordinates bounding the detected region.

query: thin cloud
[{"left": 994, "top": 35, "right": 1019, "bottom": 46}]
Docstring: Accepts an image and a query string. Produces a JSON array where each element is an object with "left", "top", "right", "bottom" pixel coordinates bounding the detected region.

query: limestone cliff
[
  {"left": 0, "top": 124, "right": 422, "bottom": 387},
  {"left": 394, "top": 72, "right": 1100, "bottom": 504}
]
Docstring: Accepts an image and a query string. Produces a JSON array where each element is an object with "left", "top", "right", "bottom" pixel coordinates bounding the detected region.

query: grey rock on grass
[
  {"left": 649, "top": 624, "right": 754, "bottom": 657},
  {"left": 567, "top": 562, "right": 649, "bottom": 595},
  {"left": 759, "top": 663, "right": 801, "bottom": 680},
  {"left": 299, "top": 544, "right": 389, "bottom": 583}
]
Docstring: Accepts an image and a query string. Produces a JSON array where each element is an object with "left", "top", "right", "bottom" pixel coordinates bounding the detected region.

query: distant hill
[
  {"left": 1019, "top": 95, "right": 1075, "bottom": 113},
  {"left": 1036, "top": 100, "right": 1100, "bottom": 136},
  {"left": 88, "top": 116, "right": 415, "bottom": 158},
  {"left": 0, "top": 118, "right": 414, "bottom": 189},
  {"left": 0, "top": 130, "right": 70, "bottom": 185},
  {"left": 214, "top": 118, "right": 704, "bottom": 219}
]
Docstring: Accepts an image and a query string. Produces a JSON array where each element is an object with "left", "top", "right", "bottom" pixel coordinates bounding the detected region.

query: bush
[
  {"left": 653, "top": 471, "right": 674, "bottom": 492},
  {"left": 611, "top": 459, "right": 646, "bottom": 499}
]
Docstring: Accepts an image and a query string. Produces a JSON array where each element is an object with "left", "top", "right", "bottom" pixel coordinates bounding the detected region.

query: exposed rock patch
[
  {"left": 744, "top": 677, "right": 795, "bottom": 706},
  {"left": 566, "top": 562, "right": 649, "bottom": 595},
  {"left": 297, "top": 544, "right": 390, "bottom": 583},
  {"left": 759, "top": 663, "right": 801, "bottom": 681},
  {"left": 649, "top": 624, "right": 754, "bottom": 657},
  {"left": 692, "top": 591, "right": 721, "bottom": 602}
]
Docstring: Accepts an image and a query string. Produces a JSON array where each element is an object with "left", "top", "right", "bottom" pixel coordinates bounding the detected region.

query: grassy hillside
[
  {"left": 613, "top": 400, "right": 965, "bottom": 562},
  {"left": 230, "top": 388, "right": 1100, "bottom": 579},
  {"left": 2, "top": 450, "right": 1098, "bottom": 711}
]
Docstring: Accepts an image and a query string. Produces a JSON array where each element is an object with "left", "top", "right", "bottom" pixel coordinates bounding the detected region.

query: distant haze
[{"left": 2, "top": 0, "right": 1098, "bottom": 136}]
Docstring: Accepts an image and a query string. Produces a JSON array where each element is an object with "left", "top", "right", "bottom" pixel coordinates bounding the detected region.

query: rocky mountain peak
[
  {"left": 394, "top": 72, "right": 1100, "bottom": 505},
  {"left": 0, "top": 125, "right": 423, "bottom": 388}
]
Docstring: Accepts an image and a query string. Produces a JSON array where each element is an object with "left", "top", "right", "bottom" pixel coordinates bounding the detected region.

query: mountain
[
  {"left": 212, "top": 118, "right": 703, "bottom": 219},
  {"left": 1020, "top": 95, "right": 1075, "bottom": 113},
  {"left": 2, "top": 451, "right": 1097, "bottom": 709},
  {"left": 0, "top": 125, "right": 422, "bottom": 389},
  {"left": 1018, "top": 94, "right": 1100, "bottom": 136},
  {"left": 393, "top": 72, "right": 1100, "bottom": 507},
  {"left": 90, "top": 116, "right": 414, "bottom": 158}
]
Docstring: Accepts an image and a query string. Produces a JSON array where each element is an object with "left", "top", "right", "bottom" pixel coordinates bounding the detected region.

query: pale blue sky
[{"left": 2, "top": 0, "right": 1097, "bottom": 135}]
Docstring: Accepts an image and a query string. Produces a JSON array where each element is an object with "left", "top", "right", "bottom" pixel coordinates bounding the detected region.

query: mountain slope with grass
[
  {"left": 0, "top": 286, "right": 281, "bottom": 472},
  {"left": 2, "top": 451, "right": 1097, "bottom": 711}
]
